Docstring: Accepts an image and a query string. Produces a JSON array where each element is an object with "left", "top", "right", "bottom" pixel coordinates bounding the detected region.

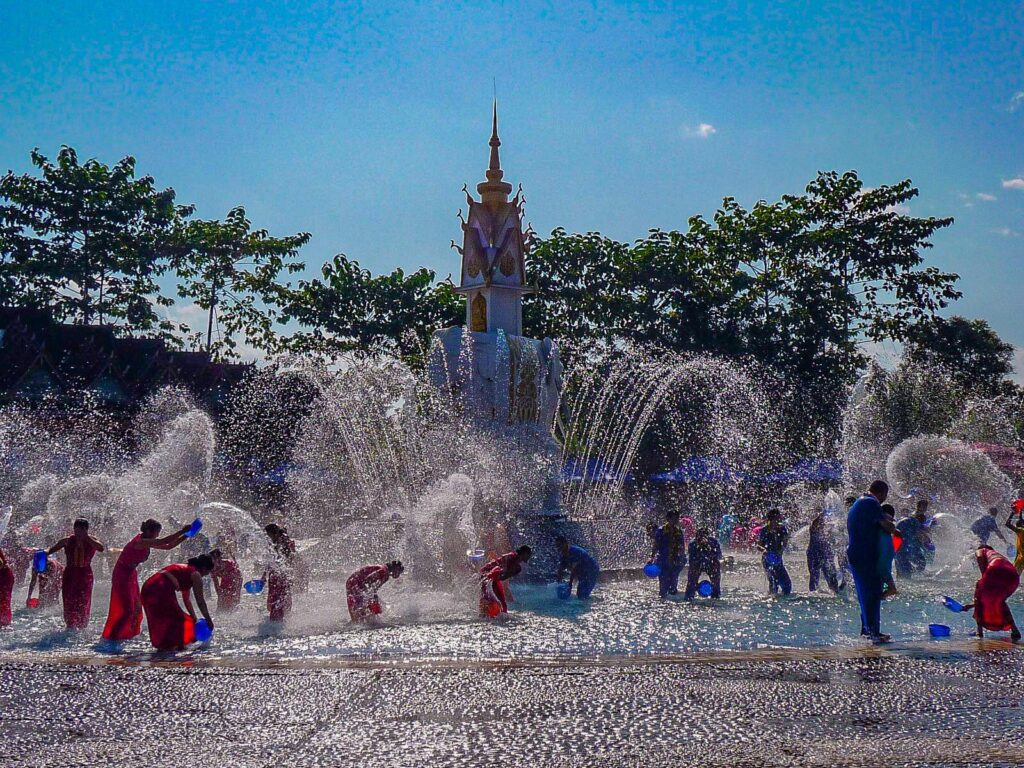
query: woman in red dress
[
  {"left": 140, "top": 555, "right": 215, "bottom": 650},
  {"left": 0, "top": 549, "right": 14, "bottom": 627},
  {"left": 46, "top": 518, "right": 105, "bottom": 630},
  {"left": 101, "top": 519, "right": 190, "bottom": 642},
  {"left": 209, "top": 549, "right": 243, "bottom": 612},
  {"left": 963, "top": 545, "right": 1021, "bottom": 641},
  {"left": 263, "top": 524, "right": 295, "bottom": 622}
]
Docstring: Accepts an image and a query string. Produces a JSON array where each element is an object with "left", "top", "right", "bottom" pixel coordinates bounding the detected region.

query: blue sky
[{"left": 1, "top": 1, "right": 1022, "bottom": 364}]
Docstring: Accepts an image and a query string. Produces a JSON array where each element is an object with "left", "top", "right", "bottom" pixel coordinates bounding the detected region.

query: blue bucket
[
  {"left": 184, "top": 518, "right": 203, "bottom": 539},
  {"left": 643, "top": 563, "right": 661, "bottom": 578},
  {"left": 194, "top": 618, "right": 213, "bottom": 642},
  {"left": 32, "top": 550, "right": 47, "bottom": 573},
  {"left": 556, "top": 583, "right": 572, "bottom": 600},
  {"left": 941, "top": 595, "right": 965, "bottom": 613},
  {"left": 928, "top": 623, "right": 951, "bottom": 638},
  {"left": 244, "top": 579, "right": 264, "bottom": 595},
  {"left": 698, "top": 580, "right": 714, "bottom": 598}
]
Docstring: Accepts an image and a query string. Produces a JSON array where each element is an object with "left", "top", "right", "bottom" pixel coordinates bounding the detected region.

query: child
[
  {"left": 27, "top": 558, "right": 64, "bottom": 608},
  {"left": 758, "top": 509, "right": 791, "bottom": 595},
  {"left": 879, "top": 504, "right": 899, "bottom": 598},
  {"left": 684, "top": 527, "right": 722, "bottom": 599},
  {"left": 1004, "top": 502, "right": 1024, "bottom": 574}
]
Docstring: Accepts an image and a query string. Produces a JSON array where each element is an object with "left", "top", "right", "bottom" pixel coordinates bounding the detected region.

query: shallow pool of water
[{"left": 1, "top": 552, "right": 1008, "bottom": 662}]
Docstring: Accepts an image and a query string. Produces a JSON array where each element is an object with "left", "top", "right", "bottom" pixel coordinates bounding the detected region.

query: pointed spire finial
[{"left": 479, "top": 97, "right": 512, "bottom": 205}]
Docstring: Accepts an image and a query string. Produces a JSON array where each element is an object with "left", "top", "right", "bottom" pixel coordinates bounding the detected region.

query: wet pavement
[{"left": 2, "top": 642, "right": 1024, "bottom": 767}]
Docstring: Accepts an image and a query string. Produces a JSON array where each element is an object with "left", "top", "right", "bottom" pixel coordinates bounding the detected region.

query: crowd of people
[{"left": 0, "top": 479, "right": 1020, "bottom": 650}]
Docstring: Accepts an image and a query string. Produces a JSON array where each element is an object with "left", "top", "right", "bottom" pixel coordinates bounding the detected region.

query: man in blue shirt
[
  {"left": 555, "top": 536, "right": 600, "bottom": 599},
  {"left": 971, "top": 507, "right": 1008, "bottom": 547},
  {"left": 847, "top": 480, "right": 900, "bottom": 643},
  {"left": 684, "top": 527, "right": 722, "bottom": 599}
]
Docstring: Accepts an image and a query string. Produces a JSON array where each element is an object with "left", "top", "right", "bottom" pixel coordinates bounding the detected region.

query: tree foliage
[
  {"left": 905, "top": 315, "right": 1015, "bottom": 397},
  {"left": 0, "top": 147, "right": 190, "bottom": 334},
  {"left": 278, "top": 254, "right": 462, "bottom": 363},
  {"left": 173, "top": 206, "right": 309, "bottom": 360}
]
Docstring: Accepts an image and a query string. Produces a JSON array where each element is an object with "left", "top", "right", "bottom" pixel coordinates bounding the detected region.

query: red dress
[
  {"left": 346, "top": 565, "right": 389, "bottom": 620},
  {"left": 141, "top": 564, "right": 197, "bottom": 650},
  {"left": 0, "top": 555, "right": 13, "bottom": 627},
  {"left": 61, "top": 538, "right": 98, "bottom": 630},
  {"left": 479, "top": 553, "right": 519, "bottom": 616},
  {"left": 974, "top": 549, "right": 1021, "bottom": 632},
  {"left": 213, "top": 558, "right": 242, "bottom": 612},
  {"left": 101, "top": 535, "right": 150, "bottom": 641}
]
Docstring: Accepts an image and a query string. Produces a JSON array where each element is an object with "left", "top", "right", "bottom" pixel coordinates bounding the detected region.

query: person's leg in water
[
  {"left": 775, "top": 561, "right": 792, "bottom": 596},
  {"left": 822, "top": 555, "right": 842, "bottom": 593},
  {"left": 659, "top": 562, "right": 682, "bottom": 598},
  {"left": 575, "top": 569, "right": 597, "bottom": 599},
  {"left": 764, "top": 558, "right": 779, "bottom": 594},
  {"left": 851, "top": 565, "right": 886, "bottom": 640},
  {"left": 807, "top": 548, "right": 822, "bottom": 592},
  {"left": 707, "top": 557, "right": 721, "bottom": 598},
  {"left": 683, "top": 562, "right": 701, "bottom": 599}
]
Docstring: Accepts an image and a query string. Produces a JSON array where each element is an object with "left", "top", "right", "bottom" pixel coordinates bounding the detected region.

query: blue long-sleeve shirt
[
  {"left": 559, "top": 545, "right": 599, "bottom": 579},
  {"left": 653, "top": 524, "right": 687, "bottom": 567}
]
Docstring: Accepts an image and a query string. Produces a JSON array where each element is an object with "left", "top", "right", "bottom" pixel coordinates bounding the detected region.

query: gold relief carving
[
  {"left": 466, "top": 249, "right": 481, "bottom": 278},
  {"left": 499, "top": 247, "right": 515, "bottom": 277},
  {"left": 470, "top": 293, "right": 487, "bottom": 332}
]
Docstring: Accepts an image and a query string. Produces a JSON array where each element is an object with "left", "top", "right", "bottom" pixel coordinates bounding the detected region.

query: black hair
[
  {"left": 881, "top": 503, "right": 896, "bottom": 518},
  {"left": 141, "top": 519, "right": 161, "bottom": 535},
  {"left": 208, "top": 548, "right": 223, "bottom": 560},
  {"left": 869, "top": 479, "right": 890, "bottom": 497},
  {"left": 386, "top": 559, "right": 403, "bottom": 575},
  {"left": 265, "top": 523, "right": 284, "bottom": 537},
  {"left": 665, "top": 509, "right": 680, "bottom": 520},
  {"left": 188, "top": 554, "right": 215, "bottom": 572},
  {"left": 554, "top": 535, "right": 568, "bottom": 547},
  {"left": 516, "top": 545, "right": 532, "bottom": 558},
  {"left": 844, "top": 496, "right": 857, "bottom": 507},
  {"left": 73, "top": 518, "right": 89, "bottom": 530}
]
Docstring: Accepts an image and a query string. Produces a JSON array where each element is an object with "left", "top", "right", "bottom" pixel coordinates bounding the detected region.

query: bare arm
[
  {"left": 191, "top": 573, "right": 213, "bottom": 627},
  {"left": 88, "top": 536, "right": 105, "bottom": 552},
  {"left": 879, "top": 518, "right": 898, "bottom": 536},
  {"left": 45, "top": 538, "right": 68, "bottom": 556},
  {"left": 140, "top": 528, "right": 189, "bottom": 551}
]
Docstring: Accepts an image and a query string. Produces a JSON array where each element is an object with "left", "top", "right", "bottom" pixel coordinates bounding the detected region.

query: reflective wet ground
[
  {"left": 2, "top": 643, "right": 1023, "bottom": 767},
  {"left": 0, "top": 553, "right": 1010, "bottom": 662}
]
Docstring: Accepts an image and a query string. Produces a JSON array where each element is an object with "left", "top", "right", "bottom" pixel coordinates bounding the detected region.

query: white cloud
[
  {"left": 976, "top": 192, "right": 997, "bottom": 201},
  {"left": 683, "top": 122, "right": 717, "bottom": 139},
  {"left": 1010, "top": 91, "right": 1024, "bottom": 112},
  {"left": 1002, "top": 177, "right": 1024, "bottom": 190},
  {"left": 161, "top": 301, "right": 267, "bottom": 364},
  {"left": 992, "top": 227, "right": 1020, "bottom": 238}
]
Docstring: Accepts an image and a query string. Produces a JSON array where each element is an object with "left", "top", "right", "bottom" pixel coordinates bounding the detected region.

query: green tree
[
  {"left": 173, "top": 206, "right": 310, "bottom": 360},
  {"left": 905, "top": 315, "right": 1015, "bottom": 397},
  {"left": 0, "top": 147, "right": 190, "bottom": 333},
  {"left": 278, "top": 254, "right": 462, "bottom": 363}
]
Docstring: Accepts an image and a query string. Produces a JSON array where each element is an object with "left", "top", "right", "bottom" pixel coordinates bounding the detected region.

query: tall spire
[{"left": 478, "top": 98, "right": 513, "bottom": 205}]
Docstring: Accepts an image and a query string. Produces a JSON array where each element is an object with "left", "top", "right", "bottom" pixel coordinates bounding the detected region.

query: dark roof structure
[{"left": 0, "top": 307, "right": 249, "bottom": 412}]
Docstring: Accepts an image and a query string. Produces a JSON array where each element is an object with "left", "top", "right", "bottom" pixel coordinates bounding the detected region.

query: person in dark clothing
[
  {"left": 847, "top": 480, "right": 900, "bottom": 643},
  {"left": 684, "top": 527, "right": 722, "bottom": 599},
  {"left": 758, "top": 509, "right": 791, "bottom": 595}
]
